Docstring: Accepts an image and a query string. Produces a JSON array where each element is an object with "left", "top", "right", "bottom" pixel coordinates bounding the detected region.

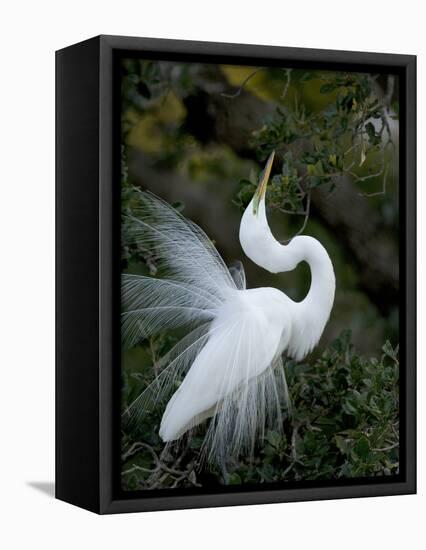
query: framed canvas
[{"left": 56, "top": 35, "right": 416, "bottom": 514}]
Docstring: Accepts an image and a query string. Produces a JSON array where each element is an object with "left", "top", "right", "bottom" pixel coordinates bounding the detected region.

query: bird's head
[
  {"left": 251, "top": 150, "right": 275, "bottom": 218},
  {"left": 239, "top": 151, "right": 281, "bottom": 268},
  {"left": 239, "top": 150, "right": 275, "bottom": 242},
  {"left": 239, "top": 150, "right": 303, "bottom": 274}
]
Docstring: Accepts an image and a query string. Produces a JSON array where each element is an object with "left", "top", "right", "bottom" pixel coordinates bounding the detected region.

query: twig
[
  {"left": 279, "top": 190, "right": 311, "bottom": 244},
  {"left": 149, "top": 336, "right": 160, "bottom": 377},
  {"left": 384, "top": 75, "right": 395, "bottom": 111},
  {"left": 281, "top": 68, "right": 292, "bottom": 100},
  {"left": 121, "top": 464, "right": 158, "bottom": 476},
  {"left": 282, "top": 461, "right": 295, "bottom": 477},
  {"left": 122, "top": 439, "right": 202, "bottom": 490},
  {"left": 221, "top": 68, "right": 263, "bottom": 99},
  {"left": 359, "top": 164, "right": 389, "bottom": 197},
  {"left": 278, "top": 207, "right": 308, "bottom": 216},
  {"left": 343, "top": 142, "right": 361, "bottom": 157},
  {"left": 306, "top": 421, "right": 322, "bottom": 432},
  {"left": 291, "top": 425, "right": 299, "bottom": 462},
  {"left": 371, "top": 442, "right": 399, "bottom": 452},
  {"left": 122, "top": 441, "right": 160, "bottom": 464},
  {"left": 293, "top": 191, "right": 311, "bottom": 237}
]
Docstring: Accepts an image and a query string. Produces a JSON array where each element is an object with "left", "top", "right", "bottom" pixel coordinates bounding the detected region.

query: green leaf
[
  {"left": 228, "top": 473, "right": 242, "bottom": 485},
  {"left": 266, "top": 430, "right": 282, "bottom": 449},
  {"left": 354, "top": 436, "right": 370, "bottom": 459},
  {"left": 382, "top": 340, "right": 398, "bottom": 361},
  {"left": 335, "top": 435, "right": 350, "bottom": 455},
  {"left": 320, "top": 83, "right": 337, "bottom": 94}
]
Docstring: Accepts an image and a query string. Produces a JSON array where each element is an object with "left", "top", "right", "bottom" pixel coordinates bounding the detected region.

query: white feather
[{"left": 122, "top": 186, "right": 335, "bottom": 466}]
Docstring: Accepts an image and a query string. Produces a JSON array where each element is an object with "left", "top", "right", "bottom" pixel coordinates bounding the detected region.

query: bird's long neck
[
  {"left": 240, "top": 189, "right": 335, "bottom": 359},
  {"left": 244, "top": 232, "right": 334, "bottom": 361},
  {"left": 274, "top": 236, "right": 335, "bottom": 359},
  {"left": 272, "top": 235, "right": 335, "bottom": 306},
  {"left": 239, "top": 201, "right": 335, "bottom": 355},
  {"left": 297, "top": 237, "right": 334, "bottom": 309}
]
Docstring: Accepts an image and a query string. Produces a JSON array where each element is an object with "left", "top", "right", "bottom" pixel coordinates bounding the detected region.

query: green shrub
[{"left": 121, "top": 331, "right": 399, "bottom": 490}]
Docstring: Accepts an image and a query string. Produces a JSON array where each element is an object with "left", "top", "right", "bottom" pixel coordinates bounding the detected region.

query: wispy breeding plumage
[{"left": 122, "top": 152, "right": 335, "bottom": 467}]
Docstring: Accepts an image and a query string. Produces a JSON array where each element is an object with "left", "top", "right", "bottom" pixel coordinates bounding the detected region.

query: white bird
[{"left": 122, "top": 151, "right": 335, "bottom": 465}]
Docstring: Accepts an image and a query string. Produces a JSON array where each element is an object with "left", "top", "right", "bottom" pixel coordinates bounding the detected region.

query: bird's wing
[
  {"left": 123, "top": 190, "right": 237, "bottom": 304},
  {"left": 121, "top": 190, "right": 244, "bottom": 430},
  {"left": 159, "top": 296, "right": 291, "bottom": 462}
]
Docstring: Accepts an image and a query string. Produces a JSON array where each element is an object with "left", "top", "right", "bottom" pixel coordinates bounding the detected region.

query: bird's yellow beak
[{"left": 253, "top": 150, "right": 275, "bottom": 215}]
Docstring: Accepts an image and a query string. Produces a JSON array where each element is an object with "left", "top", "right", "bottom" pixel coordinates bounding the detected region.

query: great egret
[{"left": 122, "top": 151, "right": 335, "bottom": 465}]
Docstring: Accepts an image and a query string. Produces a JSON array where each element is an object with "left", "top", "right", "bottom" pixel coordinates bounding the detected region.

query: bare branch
[
  {"left": 291, "top": 425, "right": 299, "bottom": 462},
  {"left": 371, "top": 442, "right": 399, "bottom": 452},
  {"left": 221, "top": 68, "right": 264, "bottom": 99},
  {"left": 278, "top": 207, "right": 308, "bottom": 216},
  {"left": 149, "top": 336, "right": 160, "bottom": 377},
  {"left": 384, "top": 75, "right": 395, "bottom": 111},
  {"left": 281, "top": 68, "right": 292, "bottom": 100},
  {"left": 293, "top": 191, "right": 311, "bottom": 237},
  {"left": 360, "top": 164, "right": 389, "bottom": 197},
  {"left": 122, "top": 441, "right": 161, "bottom": 465}
]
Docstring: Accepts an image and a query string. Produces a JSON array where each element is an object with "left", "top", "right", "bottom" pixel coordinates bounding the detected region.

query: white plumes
[
  {"left": 121, "top": 275, "right": 216, "bottom": 348},
  {"left": 124, "top": 191, "right": 236, "bottom": 302},
  {"left": 122, "top": 190, "right": 291, "bottom": 466},
  {"left": 123, "top": 322, "right": 211, "bottom": 427}
]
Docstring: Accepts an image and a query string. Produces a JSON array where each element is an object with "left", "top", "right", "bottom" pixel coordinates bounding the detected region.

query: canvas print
[{"left": 119, "top": 58, "right": 400, "bottom": 492}]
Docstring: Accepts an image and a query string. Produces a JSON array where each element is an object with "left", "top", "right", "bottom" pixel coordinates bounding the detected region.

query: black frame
[{"left": 56, "top": 35, "right": 416, "bottom": 514}]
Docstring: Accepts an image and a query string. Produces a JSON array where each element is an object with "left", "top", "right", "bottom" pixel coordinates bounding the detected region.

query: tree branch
[{"left": 221, "top": 68, "right": 264, "bottom": 99}]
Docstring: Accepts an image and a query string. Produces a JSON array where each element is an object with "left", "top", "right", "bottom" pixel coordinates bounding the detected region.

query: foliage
[
  {"left": 234, "top": 71, "right": 396, "bottom": 225},
  {"left": 231, "top": 332, "right": 399, "bottom": 483},
  {"left": 121, "top": 330, "right": 399, "bottom": 490}
]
